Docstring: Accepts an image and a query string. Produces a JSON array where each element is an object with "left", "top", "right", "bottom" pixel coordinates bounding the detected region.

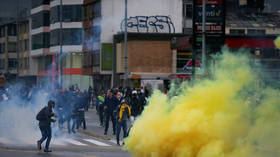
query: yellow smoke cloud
[
  {"left": 275, "top": 36, "right": 280, "bottom": 49},
  {"left": 124, "top": 48, "right": 280, "bottom": 157}
]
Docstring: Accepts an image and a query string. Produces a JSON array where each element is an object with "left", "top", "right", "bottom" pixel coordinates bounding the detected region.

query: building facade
[
  {"left": 18, "top": 19, "right": 37, "bottom": 85},
  {"left": 83, "top": 0, "right": 183, "bottom": 90},
  {"left": 0, "top": 23, "right": 18, "bottom": 80},
  {"left": 50, "top": 0, "right": 92, "bottom": 91},
  {"left": 30, "top": 0, "right": 92, "bottom": 90},
  {"left": 30, "top": 0, "right": 51, "bottom": 88}
]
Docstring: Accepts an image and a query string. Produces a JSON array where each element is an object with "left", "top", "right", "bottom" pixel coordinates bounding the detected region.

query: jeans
[
  {"left": 39, "top": 125, "right": 52, "bottom": 150},
  {"left": 116, "top": 120, "right": 127, "bottom": 143},
  {"left": 67, "top": 116, "right": 76, "bottom": 133},
  {"left": 104, "top": 111, "right": 116, "bottom": 134}
]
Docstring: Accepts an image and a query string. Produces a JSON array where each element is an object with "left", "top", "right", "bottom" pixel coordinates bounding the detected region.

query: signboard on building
[
  {"left": 101, "top": 43, "right": 113, "bottom": 71},
  {"left": 197, "top": 0, "right": 223, "bottom": 5},
  {"left": 195, "top": 5, "right": 223, "bottom": 23},
  {"left": 193, "top": 0, "right": 225, "bottom": 48},
  {"left": 195, "top": 24, "right": 223, "bottom": 33}
]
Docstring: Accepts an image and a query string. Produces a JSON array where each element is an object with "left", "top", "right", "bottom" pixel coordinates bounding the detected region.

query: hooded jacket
[{"left": 37, "top": 105, "right": 56, "bottom": 126}]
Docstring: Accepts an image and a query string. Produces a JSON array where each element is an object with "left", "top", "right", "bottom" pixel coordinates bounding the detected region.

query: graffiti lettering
[{"left": 121, "top": 15, "right": 175, "bottom": 33}]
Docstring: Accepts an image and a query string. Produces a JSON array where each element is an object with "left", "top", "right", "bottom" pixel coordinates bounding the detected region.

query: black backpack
[{"left": 36, "top": 107, "right": 46, "bottom": 121}]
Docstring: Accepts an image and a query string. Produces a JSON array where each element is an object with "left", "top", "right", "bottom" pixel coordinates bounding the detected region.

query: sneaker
[
  {"left": 117, "top": 141, "right": 120, "bottom": 146},
  {"left": 72, "top": 129, "right": 76, "bottom": 134},
  {"left": 44, "top": 149, "right": 52, "bottom": 152},
  {"left": 37, "top": 141, "right": 41, "bottom": 150},
  {"left": 104, "top": 132, "right": 107, "bottom": 135}
]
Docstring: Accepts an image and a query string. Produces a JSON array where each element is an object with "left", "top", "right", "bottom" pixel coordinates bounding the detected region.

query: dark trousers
[
  {"left": 39, "top": 125, "right": 52, "bottom": 150},
  {"left": 116, "top": 120, "right": 127, "bottom": 143},
  {"left": 77, "top": 111, "right": 86, "bottom": 130},
  {"left": 99, "top": 106, "right": 104, "bottom": 125},
  {"left": 104, "top": 111, "right": 116, "bottom": 134}
]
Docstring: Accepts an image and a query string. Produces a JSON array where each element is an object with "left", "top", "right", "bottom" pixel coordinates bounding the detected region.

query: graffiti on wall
[{"left": 121, "top": 15, "right": 175, "bottom": 33}]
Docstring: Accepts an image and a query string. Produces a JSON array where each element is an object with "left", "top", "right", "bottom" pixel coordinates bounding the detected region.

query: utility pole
[
  {"left": 16, "top": 0, "right": 19, "bottom": 80},
  {"left": 59, "top": 0, "right": 63, "bottom": 89},
  {"left": 202, "top": 0, "right": 206, "bottom": 74},
  {"left": 192, "top": 0, "right": 196, "bottom": 81},
  {"left": 123, "top": 0, "right": 128, "bottom": 88}
]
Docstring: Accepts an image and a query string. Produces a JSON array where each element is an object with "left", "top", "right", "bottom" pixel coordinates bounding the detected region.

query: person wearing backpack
[{"left": 36, "top": 100, "right": 56, "bottom": 152}]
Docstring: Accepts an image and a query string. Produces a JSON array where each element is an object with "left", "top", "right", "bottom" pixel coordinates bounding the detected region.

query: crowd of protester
[{"left": 0, "top": 83, "right": 149, "bottom": 146}]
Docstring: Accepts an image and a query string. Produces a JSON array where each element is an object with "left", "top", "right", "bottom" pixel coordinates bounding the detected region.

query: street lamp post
[
  {"left": 59, "top": 0, "right": 63, "bottom": 89},
  {"left": 202, "top": 0, "right": 206, "bottom": 74},
  {"left": 123, "top": 0, "right": 128, "bottom": 88}
]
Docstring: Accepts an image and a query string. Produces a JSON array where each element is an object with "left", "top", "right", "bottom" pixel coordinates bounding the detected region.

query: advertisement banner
[
  {"left": 101, "top": 43, "right": 113, "bottom": 71},
  {"left": 195, "top": 5, "right": 223, "bottom": 23}
]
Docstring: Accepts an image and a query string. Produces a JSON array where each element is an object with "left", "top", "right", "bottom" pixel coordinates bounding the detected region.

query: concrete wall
[{"left": 101, "top": 0, "right": 183, "bottom": 43}]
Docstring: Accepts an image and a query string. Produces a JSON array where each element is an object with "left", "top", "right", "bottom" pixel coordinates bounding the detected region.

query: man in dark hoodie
[
  {"left": 103, "top": 90, "right": 119, "bottom": 135},
  {"left": 36, "top": 100, "right": 56, "bottom": 152}
]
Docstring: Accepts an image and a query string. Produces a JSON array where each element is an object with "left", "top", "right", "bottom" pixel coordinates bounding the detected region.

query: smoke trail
[
  {"left": 0, "top": 53, "right": 72, "bottom": 145},
  {"left": 275, "top": 36, "right": 280, "bottom": 49},
  {"left": 124, "top": 48, "right": 280, "bottom": 157}
]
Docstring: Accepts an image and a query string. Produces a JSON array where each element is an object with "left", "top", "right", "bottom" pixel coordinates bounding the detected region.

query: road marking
[
  {"left": 83, "top": 139, "right": 111, "bottom": 146},
  {"left": 109, "top": 139, "right": 123, "bottom": 145},
  {"left": 64, "top": 139, "right": 87, "bottom": 146},
  {"left": 109, "top": 140, "right": 117, "bottom": 144}
]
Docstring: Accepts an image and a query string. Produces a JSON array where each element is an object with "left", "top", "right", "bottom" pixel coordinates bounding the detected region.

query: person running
[
  {"left": 36, "top": 100, "right": 56, "bottom": 152},
  {"left": 116, "top": 100, "right": 131, "bottom": 146}
]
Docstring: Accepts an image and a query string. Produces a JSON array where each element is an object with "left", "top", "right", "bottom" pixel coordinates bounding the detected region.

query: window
[
  {"left": 50, "top": 29, "right": 60, "bottom": 46},
  {"left": 92, "top": 1, "right": 101, "bottom": 17},
  {"left": 8, "top": 59, "right": 18, "bottom": 69},
  {"left": 51, "top": 29, "right": 82, "bottom": 46},
  {"left": 183, "top": 3, "right": 193, "bottom": 18},
  {"left": 177, "top": 49, "right": 192, "bottom": 73},
  {"left": 229, "top": 29, "right": 245, "bottom": 35},
  {"left": 8, "top": 42, "right": 16, "bottom": 52},
  {"left": 0, "top": 27, "right": 5, "bottom": 37},
  {"left": 247, "top": 29, "right": 265, "bottom": 35},
  {"left": 8, "top": 24, "right": 17, "bottom": 36},
  {"left": 62, "top": 28, "right": 82, "bottom": 45},
  {"left": 62, "top": 5, "right": 82, "bottom": 22},
  {"left": 24, "top": 39, "right": 29, "bottom": 51},
  {"left": 32, "top": 11, "right": 50, "bottom": 29},
  {"left": 38, "top": 56, "right": 52, "bottom": 71},
  {"left": 32, "top": 33, "right": 50, "bottom": 50},
  {"left": 24, "top": 57, "right": 29, "bottom": 69},
  {"left": 50, "top": 5, "right": 60, "bottom": 24},
  {"left": 0, "top": 43, "right": 5, "bottom": 53},
  {"left": 0, "top": 59, "right": 5, "bottom": 69}
]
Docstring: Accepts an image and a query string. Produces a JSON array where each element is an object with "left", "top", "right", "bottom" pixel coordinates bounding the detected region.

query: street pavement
[{"left": 0, "top": 108, "right": 132, "bottom": 157}]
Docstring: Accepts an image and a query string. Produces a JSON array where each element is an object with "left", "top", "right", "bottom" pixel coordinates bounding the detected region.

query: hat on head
[
  {"left": 48, "top": 100, "right": 55, "bottom": 106},
  {"left": 121, "top": 99, "right": 127, "bottom": 104}
]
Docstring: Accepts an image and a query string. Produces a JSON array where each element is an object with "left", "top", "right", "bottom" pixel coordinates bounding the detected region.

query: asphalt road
[
  {"left": 0, "top": 148, "right": 131, "bottom": 157},
  {"left": 0, "top": 108, "right": 132, "bottom": 157}
]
